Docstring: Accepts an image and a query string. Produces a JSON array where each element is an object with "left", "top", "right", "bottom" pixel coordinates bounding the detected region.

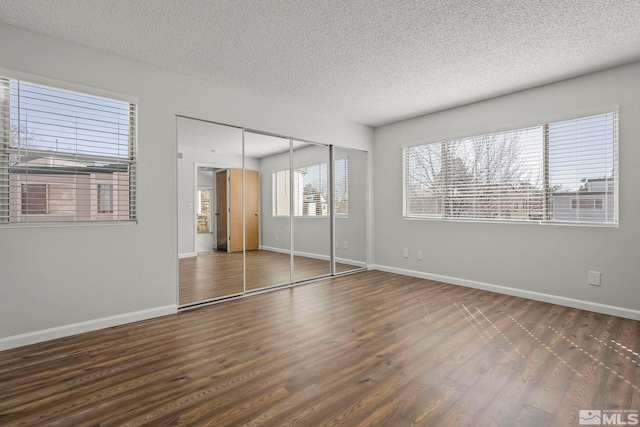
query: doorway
[
  {"left": 214, "top": 168, "right": 259, "bottom": 253},
  {"left": 196, "top": 167, "right": 215, "bottom": 253}
]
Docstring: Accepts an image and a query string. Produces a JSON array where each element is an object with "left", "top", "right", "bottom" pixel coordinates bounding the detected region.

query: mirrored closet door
[
  {"left": 177, "top": 118, "right": 244, "bottom": 305},
  {"left": 292, "top": 140, "right": 332, "bottom": 282},
  {"left": 178, "top": 117, "right": 367, "bottom": 308},
  {"left": 244, "top": 130, "right": 292, "bottom": 291},
  {"left": 333, "top": 147, "right": 367, "bottom": 274}
]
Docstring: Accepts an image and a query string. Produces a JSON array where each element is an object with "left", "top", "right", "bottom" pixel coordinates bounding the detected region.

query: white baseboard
[
  {"left": 374, "top": 265, "right": 640, "bottom": 321},
  {"left": 260, "top": 246, "right": 365, "bottom": 268},
  {"left": 336, "top": 258, "right": 367, "bottom": 268},
  {"left": 0, "top": 305, "right": 177, "bottom": 351},
  {"left": 179, "top": 252, "right": 197, "bottom": 259}
]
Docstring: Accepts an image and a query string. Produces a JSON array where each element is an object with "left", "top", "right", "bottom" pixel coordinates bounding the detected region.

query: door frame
[{"left": 193, "top": 162, "right": 230, "bottom": 255}]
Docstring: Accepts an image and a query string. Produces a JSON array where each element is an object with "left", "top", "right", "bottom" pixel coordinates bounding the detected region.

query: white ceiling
[
  {"left": 177, "top": 116, "right": 313, "bottom": 159},
  {"left": 1, "top": 0, "right": 639, "bottom": 127}
]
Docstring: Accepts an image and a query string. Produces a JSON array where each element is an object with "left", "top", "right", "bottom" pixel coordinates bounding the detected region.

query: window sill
[
  {"left": 402, "top": 215, "right": 618, "bottom": 228},
  {"left": 0, "top": 219, "right": 138, "bottom": 229}
]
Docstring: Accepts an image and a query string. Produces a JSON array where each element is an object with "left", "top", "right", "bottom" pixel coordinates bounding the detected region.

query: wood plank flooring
[
  {"left": 179, "top": 249, "right": 360, "bottom": 305},
  {"left": 1, "top": 271, "right": 639, "bottom": 426}
]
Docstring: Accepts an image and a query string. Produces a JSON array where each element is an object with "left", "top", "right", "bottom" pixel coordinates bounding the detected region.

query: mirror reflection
[
  {"left": 177, "top": 116, "right": 367, "bottom": 307},
  {"left": 245, "top": 131, "right": 292, "bottom": 291},
  {"left": 292, "top": 140, "right": 332, "bottom": 282},
  {"left": 334, "top": 147, "right": 367, "bottom": 274},
  {"left": 178, "top": 118, "right": 244, "bottom": 304}
]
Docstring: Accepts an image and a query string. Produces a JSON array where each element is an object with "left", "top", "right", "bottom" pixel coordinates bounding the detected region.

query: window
[
  {"left": 571, "top": 198, "right": 604, "bottom": 210},
  {"left": 196, "top": 189, "right": 211, "bottom": 233},
  {"left": 273, "top": 169, "right": 291, "bottom": 216},
  {"left": 97, "top": 184, "right": 113, "bottom": 213},
  {"left": 272, "top": 158, "right": 348, "bottom": 217},
  {"left": 403, "top": 112, "right": 617, "bottom": 225},
  {"left": 21, "top": 183, "right": 48, "bottom": 215},
  {"left": 334, "top": 157, "right": 349, "bottom": 215},
  {"left": 298, "top": 163, "right": 328, "bottom": 216},
  {"left": 1, "top": 77, "right": 137, "bottom": 224}
]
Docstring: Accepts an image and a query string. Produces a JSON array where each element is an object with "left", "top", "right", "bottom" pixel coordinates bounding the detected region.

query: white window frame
[
  {"left": 0, "top": 72, "right": 138, "bottom": 226},
  {"left": 402, "top": 112, "right": 618, "bottom": 226},
  {"left": 272, "top": 157, "right": 349, "bottom": 218}
]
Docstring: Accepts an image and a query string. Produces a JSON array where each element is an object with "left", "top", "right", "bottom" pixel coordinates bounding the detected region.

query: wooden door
[
  {"left": 215, "top": 170, "right": 227, "bottom": 251},
  {"left": 245, "top": 170, "right": 260, "bottom": 250},
  {"left": 228, "top": 169, "right": 244, "bottom": 253}
]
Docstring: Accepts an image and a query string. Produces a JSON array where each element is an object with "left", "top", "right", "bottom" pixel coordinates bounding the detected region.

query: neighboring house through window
[
  {"left": 0, "top": 76, "right": 137, "bottom": 224},
  {"left": 97, "top": 184, "right": 114, "bottom": 214},
  {"left": 403, "top": 112, "right": 618, "bottom": 225},
  {"left": 21, "top": 183, "right": 48, "bottom": 215},
  {"left": 272, "top": 157, "right": 348, "bottom": 217}
]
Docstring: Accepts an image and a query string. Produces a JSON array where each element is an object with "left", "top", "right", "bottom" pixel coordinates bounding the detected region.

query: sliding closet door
[
  {"left": 244, "top": 131, "right": 292, "bottom": 291},
  {"left": 333, "top": 147, "right": 367, "bottom": 274},
  {"left": 292, "top": 140, "right": 331, "bottom": 282},
  {"left": 177, "top": 118, "right": 244, "bottom": 305},
  {"left": 179, "top": 116, "right": 368, "bottom": 305}
]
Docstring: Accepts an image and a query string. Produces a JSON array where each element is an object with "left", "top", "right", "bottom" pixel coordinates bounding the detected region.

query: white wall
[
  {"left": 260, "top": 145, "right": 332, "bottom": 256},
  {"left": 259, "top": 145, "right": 368, "bottom": 266},
  {"left": 373, "top": 61, "right": 640, "bottom": 319},
  {"left": 335, "top": 147, "right": 367, "bottom": 265},
  {"left": 0, "top": 23, "right": 372, "bottom": 349}
]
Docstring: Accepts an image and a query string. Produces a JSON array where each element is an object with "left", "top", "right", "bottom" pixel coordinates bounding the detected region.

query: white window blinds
[
  {"left": 0, "top": 77, "right": 137, "bottom": 224},
  {"left": 272, "top": 157, "right": 349, "bottom": 217},
  {"left": 403, "top": 112, "right": 618, "bottom": 225},
  {"left": 334, "top": 157, "right": 349, "bottom": 215},
  {"left": 547, "top": 113, "right": 617, "bottom": 223},
  {"left": 273, "top": 169, "right": 290, "bottom": 216}
]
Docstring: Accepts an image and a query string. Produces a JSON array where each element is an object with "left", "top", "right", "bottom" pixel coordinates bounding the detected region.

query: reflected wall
[
  {"left": 292, "top": 141, "right": 331, "bottom": 282},
  {"left": 334, "top": 147, "right": 367, "bottom": 273},
  {"left": 246, "top": 131, "right": 292, "bottom": 291}
]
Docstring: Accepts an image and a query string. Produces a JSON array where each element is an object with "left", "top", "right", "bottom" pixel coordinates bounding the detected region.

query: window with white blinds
[
  {"left": 0, "top": 77, "right": 137, "bottom": 224},
  {"left": 272, "top": 169, "right": 290, "bottom": 216},
  {"left": 272, "top": 157, "right": 349, "bottom": 217},
  {"left": 334, "top": 157, "right": 349, "bottom": 215},
  {"left": 403, "top": 112, "right": 618, "bottom": 225}
]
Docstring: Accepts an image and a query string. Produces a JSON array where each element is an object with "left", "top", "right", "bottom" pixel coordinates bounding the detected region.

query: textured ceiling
[
  {"left": 1, "top": 0, "right": 640, "bottom": 127},
  {"left": 177, "top": 116, "right": 312, "bottom": 159}
]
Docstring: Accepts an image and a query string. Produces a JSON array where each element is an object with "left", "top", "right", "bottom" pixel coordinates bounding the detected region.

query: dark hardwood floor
[{"left": 1, "top": 271, "right": 639, "bottom": 426}]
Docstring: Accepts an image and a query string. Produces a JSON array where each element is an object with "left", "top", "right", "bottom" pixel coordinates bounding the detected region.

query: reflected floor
[{"left": 179, "top": 249, "right": 360, "bottom": 305}]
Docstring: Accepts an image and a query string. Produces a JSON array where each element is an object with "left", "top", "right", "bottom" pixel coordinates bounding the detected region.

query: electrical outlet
[
  {"left": 588, "top": 271, "right": 601, "bottom": 286},
  {"left": 343, "top": 241, "right": 348, "bottom": 250},
  {"left": 402, "top": 248, "right": 409, "bottom": 258},
  {"left": 275, "top": 234, "right": 279, "bottom": 242},
  {"left": 417, "top": 251, "right": 422, "bottom": 260}
]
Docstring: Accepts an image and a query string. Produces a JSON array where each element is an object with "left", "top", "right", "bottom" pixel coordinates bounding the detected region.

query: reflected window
[
  {"left": 272, "top": 158, "right": 348, "bottom": 217},
  {"left": 334, "top": 157, "right": 348, "bottom": 216},
  {"left": 272, "top": 169, "right": 291, "bottom": 216}
]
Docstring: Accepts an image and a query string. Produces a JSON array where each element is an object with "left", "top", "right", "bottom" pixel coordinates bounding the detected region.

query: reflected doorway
[
  {"left": 177, "top": 117, "right": 244, "bottom": 304},
  {"left": 196, "top": 169, "right": 213, "bottom": 253}
]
